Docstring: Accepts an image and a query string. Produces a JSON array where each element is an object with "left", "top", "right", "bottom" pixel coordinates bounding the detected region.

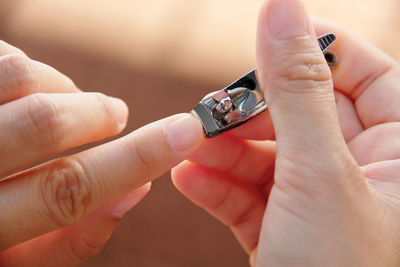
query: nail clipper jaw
[
  {"left": 192, "top": 70, "right": 267, "bottom": 138},
  {"left": 192, "top": 33, "right": 337, "bottom": 138}
]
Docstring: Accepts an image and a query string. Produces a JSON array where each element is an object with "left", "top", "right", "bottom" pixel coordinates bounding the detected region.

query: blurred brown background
[{"left": 0, "top": 0, "right": 399, "bottom": 266}]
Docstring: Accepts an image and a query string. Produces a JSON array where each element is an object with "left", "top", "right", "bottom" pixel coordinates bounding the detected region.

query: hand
[
  {"left": 0, "top": 41, "right": 203, "bottom": 266},
  {"left": 172, "top": 0, "right": 400, "bottom": 265}
]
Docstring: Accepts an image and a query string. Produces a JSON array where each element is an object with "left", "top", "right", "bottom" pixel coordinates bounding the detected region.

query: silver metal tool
[{"left": 191, "top": 33, "right": 337, "bottom": 138}]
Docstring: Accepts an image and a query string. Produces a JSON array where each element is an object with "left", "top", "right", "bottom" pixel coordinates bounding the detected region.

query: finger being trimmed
[
  {"left": 0, "top": 114, "right": 203, "bottom": 250},
  {"left": 0, "top": 184, "right": 150, "bottom": 267}
]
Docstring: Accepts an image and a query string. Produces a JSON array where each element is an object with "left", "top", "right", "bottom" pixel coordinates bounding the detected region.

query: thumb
[
  {"left": 257, "top": 0, "right": 345, "bottom": 158},
  {"left": 256, "top": 0, "right": 369, "bottom": 195}
]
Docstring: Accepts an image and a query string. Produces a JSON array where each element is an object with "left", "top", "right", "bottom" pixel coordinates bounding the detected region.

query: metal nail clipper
[{"left": 191, "top": 33, "right": 337, "bottom": 138}]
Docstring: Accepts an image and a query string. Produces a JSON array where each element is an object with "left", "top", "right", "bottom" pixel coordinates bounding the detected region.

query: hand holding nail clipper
[{"left": 173, "top": 0, "right": 400, "bottom": 265}]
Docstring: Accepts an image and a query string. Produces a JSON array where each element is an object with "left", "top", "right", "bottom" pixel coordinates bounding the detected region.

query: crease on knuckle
[
  {"left": 131, "top": 137, "right": 152, "bottom": 173},
  {"left": 275, "top": 51, "right": 332, "bottom": 92},
  {"left": 208, "top": 184, "right": 233, "bottom": 223},
  {"left": 40, "top": 158, "right": 92, "bottom": 227},
  {"left": 0, "top": 54, "right": 38, "bottom": 94},
  {"left": 231, "top": 203, "right": 258, "bottom": 228},
  {"left": 19, "top": 94, "right": 64, "bottom": 149},
  {"left": 93, "top": 93, "right": 116, "bottom": 129},
  {"left": 224, "top": 139, "right": 246, "bottom": 173}
]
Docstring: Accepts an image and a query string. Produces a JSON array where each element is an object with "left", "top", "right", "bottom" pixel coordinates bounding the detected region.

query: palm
[{"left": 172, "top": 20, "right": 400, "bottom": 265}]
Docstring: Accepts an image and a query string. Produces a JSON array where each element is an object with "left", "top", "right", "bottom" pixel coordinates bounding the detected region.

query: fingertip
[
  {"left": 266, "top": 0, "right": 310, "bottom": 40},
  {"left": 171, "top": 161, "right": 205, "bottom": 200},
  {"left": 172, "top": 163, "right": 229, "bottom": 209},
  {"left": 166, "top": 113, "right": 204, "bottom": 152},
  {"left": 257, "top": 0, "right": 269, "bottom": 29},
  {"left": 256, "top": 0, "right": 271, "bottom": 80},
  {"left": 109, "top": 97, "right": 129, "bottom": 131},
  {"left": 171, "top": 160, "right": 196, "bottom": 192}
]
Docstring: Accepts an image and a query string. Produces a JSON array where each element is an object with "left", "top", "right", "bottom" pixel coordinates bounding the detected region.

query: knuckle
[
  {"left": 131, "top": 137, "right": 153, "bottom": 173},
  {"left": 0, "top": 54, "right": 38, "bottom": 93},
  {"left": 92, "top": 93, "right": 115, "bottom": 123},
  {"left": 274, "top": 41, "right": 332, "bottom": 92},
  {"left": 17, "top": 93, "right": 64, "bottom": 149},
  {"left": 40, "top": 158, "right": 92, "bottom": 227}
]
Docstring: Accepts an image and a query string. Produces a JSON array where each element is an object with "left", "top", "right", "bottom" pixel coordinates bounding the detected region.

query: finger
[
  {"left": 348, "top": 123, "right": 400, "bottom": 166},
  {"left": 0, "top": 183, "right": 150, "bottom": 267},
  {"left": 256, "top": 0, "right": 352, "bottom": 160},
  {"left": 0, "top": 40, "right": 26, "bottom": 56},
  {"left": 361, "top": 160, "right": 400, "bottom": 191},
  {"left": 228, "top": 109, "right": 275, "bottom": 140},
  {"left": 312, "top": 17, "right": 400, "bottom": 129},
  {"left": 335, "top": 90, "right": 364, "bottom": 142},
  {"left": 360, "top": 160, "right": 400, "bottom": 206},
  {"left": 188, "top": 134, "right": 275, "bottom": 185},
  {"left": 0, "top": 92, "right": 128, "bottom": 177},
  {"left": 0, "top": 114, "right": 203, "bottom": 250},
  {"left": 0, "top": 54, "right": 79, "bottom": 104},
  {"left": 172, "top": 161, "right": 267, "bottom": 253}
]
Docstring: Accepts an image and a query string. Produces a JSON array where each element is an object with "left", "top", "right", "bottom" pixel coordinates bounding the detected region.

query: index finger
[{"left": 0, "top": 114, "right": 203, "bottom": 250}]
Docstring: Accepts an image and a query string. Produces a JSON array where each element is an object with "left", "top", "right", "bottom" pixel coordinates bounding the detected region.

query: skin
[
  {"left": 172, "top": 0, "right": 400, "bottom": 266},
  {"left": 0, "top": 41, "right": 204, "bottom": 266},
  {"left": 1, "top": 0, "right": 400, "bottom": 265}
]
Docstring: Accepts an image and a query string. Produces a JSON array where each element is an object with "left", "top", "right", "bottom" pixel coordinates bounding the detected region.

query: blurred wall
[
  {"left": 0, "top": 0, "right": 399, "bottom": 266},
  {"left": 2, "top": 0, "right": 399, "bottom": 83}
]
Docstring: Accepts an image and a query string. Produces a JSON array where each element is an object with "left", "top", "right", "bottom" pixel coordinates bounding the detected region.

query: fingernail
[
  {"left": 110, "top": 97, "right": 129, "bottom": 130},
  {"left": 166, "top": 114, "right": 203, "bottom": 152},
  {"left": 111, "top": 183, "right": 151, "bottom": 219},
  {"left": 267, "top": 0, "right": 310, "bottom": 39}
]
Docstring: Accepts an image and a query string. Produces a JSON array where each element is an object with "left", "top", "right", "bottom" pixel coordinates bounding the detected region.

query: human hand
[
  {"left": 172, "top": 0, "right": 400, "bottom": 265},
  {"left": 0, "top": 41, "right": 203, "bottom": 266}
]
